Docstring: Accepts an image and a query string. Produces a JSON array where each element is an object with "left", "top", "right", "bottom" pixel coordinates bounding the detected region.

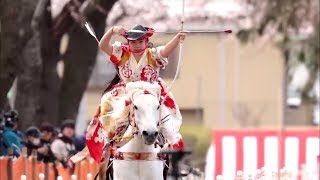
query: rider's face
[{"left": 128, "top": 38, "right": 148, "bottom": 53}]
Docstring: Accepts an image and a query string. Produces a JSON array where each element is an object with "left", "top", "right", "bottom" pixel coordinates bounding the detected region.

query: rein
[{"left": 128, "top": 88, "right": 161, "bottom": 130}]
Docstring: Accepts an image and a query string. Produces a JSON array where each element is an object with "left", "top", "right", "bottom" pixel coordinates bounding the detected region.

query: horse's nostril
[
  {"left": 154, "top": 131, "right": 159, "bottom": 137},
  {"left": 142, "top": 131, "right": 148, "bottom": 137}
]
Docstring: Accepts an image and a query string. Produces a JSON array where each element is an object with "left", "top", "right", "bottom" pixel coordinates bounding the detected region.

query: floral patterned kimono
[{"left": 85, "top": 42, "right": 184, "bottom": 162}]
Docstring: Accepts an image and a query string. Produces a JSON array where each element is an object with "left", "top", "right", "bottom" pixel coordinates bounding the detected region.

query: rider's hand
[
  {"left": 177, "top": 32, "right": 187, "bottom": 42},
  {"left": 112, "top": 26, "right": 128, "bottom": 36}
]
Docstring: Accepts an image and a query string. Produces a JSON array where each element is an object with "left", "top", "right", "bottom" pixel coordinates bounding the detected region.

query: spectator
[
  {"left": 40, "top": 122, "right": 56, "bottom": 143},
  {"left": 0, "top": 110, "right": 22, "bottom": 157},
  {"left": 38, "top": 122, "right": 56, "bottom": 163},
  {"left": 25, "top": 126, "right": 42, "bottom": 156},
  {"left": 51, "top": 119, "right": 76, "bottom": 167}
]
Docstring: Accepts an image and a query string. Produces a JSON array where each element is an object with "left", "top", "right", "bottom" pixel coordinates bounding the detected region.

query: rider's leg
[
  {"left": 160, "top": 106, "right": 184, "bottom": 150},
  {"left": 98, "top": 147, "right": 111, "bottom": 180}
]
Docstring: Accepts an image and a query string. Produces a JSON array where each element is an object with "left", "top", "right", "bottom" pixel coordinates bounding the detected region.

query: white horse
[{"left": 110, "top": 81, "right": 164, "bottom": 180}]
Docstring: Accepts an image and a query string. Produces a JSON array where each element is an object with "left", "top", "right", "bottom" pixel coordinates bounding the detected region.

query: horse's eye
[
  {"left": 133, "top": 105, "right": 138, "bottom": 110},
  {"left": 157, "top": 105, "right": 160, "bottom": 110}
]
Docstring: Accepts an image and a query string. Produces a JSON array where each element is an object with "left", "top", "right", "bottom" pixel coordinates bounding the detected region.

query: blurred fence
[
  {"left": 0, "top": 153, "right": 99, "bottom": 180},
  {"left": 208, "top": 128, "right": 320, "bottom": 179}
]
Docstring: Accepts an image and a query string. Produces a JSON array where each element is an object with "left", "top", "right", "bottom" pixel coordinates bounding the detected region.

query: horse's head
[{"left": 126, "top": 81, "right": 161, "bottom": 145}]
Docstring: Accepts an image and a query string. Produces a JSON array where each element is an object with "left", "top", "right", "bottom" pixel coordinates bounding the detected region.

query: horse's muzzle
[{"left": 142, "top": 130, "right": 159, "bottom": 145}]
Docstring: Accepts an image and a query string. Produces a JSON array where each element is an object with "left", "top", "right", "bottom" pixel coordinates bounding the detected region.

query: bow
[{"left": 161, "top": 0, "right": 186, "bottom": 104}]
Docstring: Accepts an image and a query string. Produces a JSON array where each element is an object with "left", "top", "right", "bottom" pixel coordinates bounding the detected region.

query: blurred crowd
[{"left": 0, "top": 109, "right": 86, "bottom": 169}]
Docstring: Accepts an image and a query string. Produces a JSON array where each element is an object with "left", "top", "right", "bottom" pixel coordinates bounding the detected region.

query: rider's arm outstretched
[{"left": 160, "top": 32, "right": 187, "bottom": 58}]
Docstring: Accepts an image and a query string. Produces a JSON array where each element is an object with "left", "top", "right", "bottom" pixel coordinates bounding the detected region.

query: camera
[{"left": 3, "top": 110, "right": 19, "bottom": 127}]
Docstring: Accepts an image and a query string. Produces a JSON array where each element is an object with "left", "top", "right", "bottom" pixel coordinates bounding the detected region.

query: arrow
[{"left": 127, "top": 29, "right": 232, "bottom": 34}]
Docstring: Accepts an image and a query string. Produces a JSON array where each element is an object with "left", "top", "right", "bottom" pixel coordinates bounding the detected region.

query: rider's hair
[{"left": 103, "top": 74, "right": 120, "bottom": 94}]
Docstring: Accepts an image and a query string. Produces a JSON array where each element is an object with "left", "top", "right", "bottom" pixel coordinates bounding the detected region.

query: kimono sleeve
[
  {"left": 150, "top": 46, "right": 168, "bottom": 69},
  {"left": 109, "top": 41, "right": 123, "bottom": 65}
]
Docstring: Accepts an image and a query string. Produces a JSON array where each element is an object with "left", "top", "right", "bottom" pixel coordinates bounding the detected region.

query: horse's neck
[{"left": 118, "top": 134, "right": 159, "bottom": 153}]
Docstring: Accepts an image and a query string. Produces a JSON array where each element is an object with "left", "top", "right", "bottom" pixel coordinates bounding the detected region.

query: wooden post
[
  {"left": 7, "top": 157, "right": 13, "bottom": 180},
  {"left": 32, "top": 149, "right": 37, "bottom": 180},
  {"left": 21, "top": 147, "right": 28, "bottom": 176}
]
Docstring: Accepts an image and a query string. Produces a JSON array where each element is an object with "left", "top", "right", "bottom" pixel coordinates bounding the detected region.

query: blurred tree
[
  {"left": 0, "top": 0, "right": 38, "bottom": 111},
  {"left": 1, "top": 0, "right": 117, "bottom": 129},
  {"left": 57, "top": 2, "right": 117, "bottom": 123},
  {"left": 237, "top": 0, "right": 319, "bottom": 99}
]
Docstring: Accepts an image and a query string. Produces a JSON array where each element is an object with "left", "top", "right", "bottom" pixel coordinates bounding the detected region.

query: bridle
[
  {"left": 110, "top": 88, "right": 164, "bottom": 162},
  {"left": 127, "top": 89, "right": 162, "bottom": 133}
]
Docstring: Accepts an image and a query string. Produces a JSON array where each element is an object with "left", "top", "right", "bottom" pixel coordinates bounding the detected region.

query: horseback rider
[{"left": 83, "top": 24, "right": 186, "bottom": 163}]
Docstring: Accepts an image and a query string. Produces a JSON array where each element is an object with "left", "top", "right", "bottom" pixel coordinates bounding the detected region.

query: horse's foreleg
[{"left": 98, "top": 148, "right": 111, "bottom": 180}]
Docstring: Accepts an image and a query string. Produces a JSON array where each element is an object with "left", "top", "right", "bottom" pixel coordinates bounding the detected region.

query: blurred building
[
  {"left": 80, "top": 0, "right": 317, "bottom": 129},
  {"left": 84, "top": 33, "right": 285, "bottom": 129}
]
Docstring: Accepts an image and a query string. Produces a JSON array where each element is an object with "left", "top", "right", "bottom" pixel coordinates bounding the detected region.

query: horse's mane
[
  {"left": 99, "top": 95, "right": 130, "bottom": 130},
  {"left": 107, "top": 97, "right": 130, "bottom": 119},
  {"left": 126, "top": 81, "right": 161, "bottom": 98},
  {"left": 99, "top": 81, "right": 161, "bottom": 131}
]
